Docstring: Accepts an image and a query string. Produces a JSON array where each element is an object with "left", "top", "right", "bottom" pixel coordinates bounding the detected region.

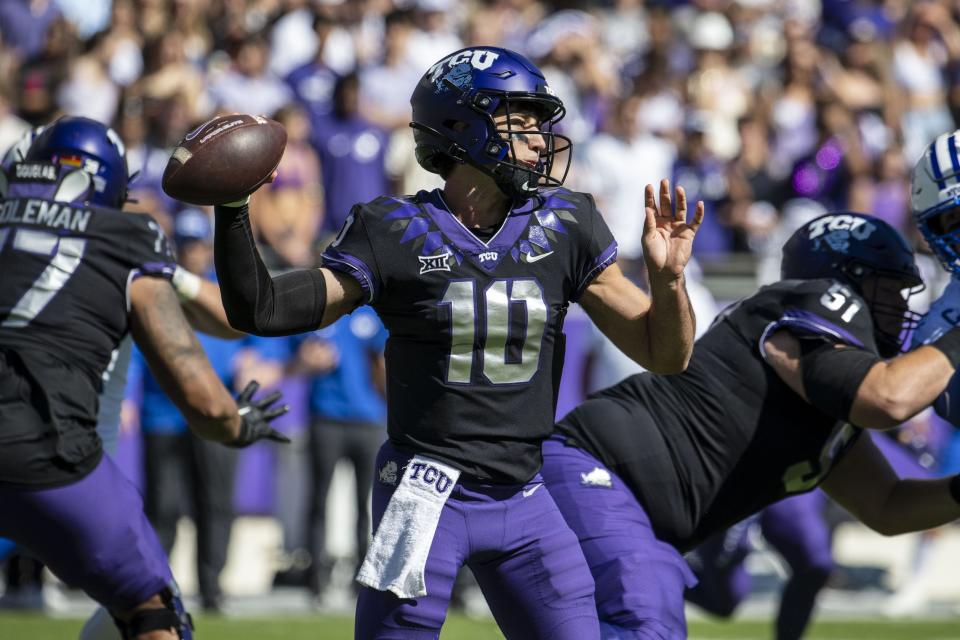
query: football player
[
  {"left": 212, "top": 47, "right": 703, "bottom": 638},
  {"left": 912, "top": 129, "right": 960, "bottom": 422},
  {"left": 0, "top": 116, "right": 288, "bottom": 640},
  {"left": 541, "top": 211, "right": 960, "bottom": 639}
]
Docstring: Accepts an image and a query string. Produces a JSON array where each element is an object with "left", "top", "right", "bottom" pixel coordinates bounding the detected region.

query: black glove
[{"left": 228, "top": 380, "right": 291, "bottom": 448}]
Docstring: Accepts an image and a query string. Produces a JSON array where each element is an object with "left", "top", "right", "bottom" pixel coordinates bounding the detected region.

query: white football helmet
[{"left": 912, "top": 129, "right": 960, "bottom": 274}]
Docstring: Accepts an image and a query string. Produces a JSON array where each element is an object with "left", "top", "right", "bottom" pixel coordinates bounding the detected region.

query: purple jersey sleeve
[
  {"left": 572, "top": 193, "right": 618, "bottom": 300},
  {"left": 321, "top": 204, "right": 382, "bottom": 304}
]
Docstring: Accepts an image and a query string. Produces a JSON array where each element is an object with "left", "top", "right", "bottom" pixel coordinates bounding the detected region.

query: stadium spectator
[
  {"left": 358, "top": 9, "right": 421, "bottom": 132},
  {"left": 892, "top": 2, "right": 960, "bottom": 161},
  {"left": 288, "top": 307, "right": 387, "bottom": 600},
  {"left": 672, "top": 111, "right": 732, "bottom": 256},
  {"left": 310, "top": 71, "right": 389, "bottom": 234},
  {"left": 0, "top": 0, "right": 61, "bottom": 62},
  {"left": 284, "top": 11, "right": 339, "bottom": 123},
  {"left": 574, "top": 94, "right": 676, "bottom": 260},
  {"left": 250, "top": 105, "right": 323, "bottom": 269},
  {"left": 207, "top": 33, "right": 292, "bottom": 117}
]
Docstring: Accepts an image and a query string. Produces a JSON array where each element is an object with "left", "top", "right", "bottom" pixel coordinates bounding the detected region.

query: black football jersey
[
  {"left": 0, "top": 193, "right": 173, "bottom": 485},
  {"left": 557, "top": 278, "right": 873, "bottom": 551},
  {"left": 322, "top": 188, "right": 616, "bottom": 482}
]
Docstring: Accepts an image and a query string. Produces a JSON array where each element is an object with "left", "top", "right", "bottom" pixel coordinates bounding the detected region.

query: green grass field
[{"left": 1, "top": 614, "right": 958, "bottom": 640}]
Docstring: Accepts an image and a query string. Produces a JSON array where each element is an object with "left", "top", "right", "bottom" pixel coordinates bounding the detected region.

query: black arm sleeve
[
  {"left": 800, "top": 338, "right": 880, "bottom": 422},
  {"left": 213, "top": 204, "right": 326, "bottom": 337}
]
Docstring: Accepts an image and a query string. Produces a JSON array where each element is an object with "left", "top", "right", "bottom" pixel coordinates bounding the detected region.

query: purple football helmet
[
  {"left": 410, "top": 47, "right": 571, "bottom": 198},
  {"left": 781, "top": 211, "right": 924, "bottom": 357},
  {"left": 23, "top": 116, "right": 129, "bottom": 208}
]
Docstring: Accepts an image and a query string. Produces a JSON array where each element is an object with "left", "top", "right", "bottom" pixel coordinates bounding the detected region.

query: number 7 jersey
[
  {"left": 0, "top": 195, "right": 173, "bottom": 437},
  {"left": 322, "top": 187, "right": 617, "bottom": 483}
]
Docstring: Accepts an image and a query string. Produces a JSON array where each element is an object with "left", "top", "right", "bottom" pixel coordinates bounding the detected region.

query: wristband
[
  {"left": 950, "top": 474, "right": 960, "bottom": 506},
  {"left": 930, "top": 327, "right": 960, "bottom": 369},
  {"left": 171, "top": 266, "right": 202, "bottom": 302}
]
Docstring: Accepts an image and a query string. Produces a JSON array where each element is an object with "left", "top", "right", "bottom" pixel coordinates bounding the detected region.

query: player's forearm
[
  {"left": 176, "top": 379, "right": 243, "bottom": 443},
  {"left": 870, "top": 477, "right": 960, "bottom": 536},
  {"left": 213, "top": 203, "right": 328, "bottom": 336},
  {"left": 642, "top": 274, "right": 695, "bottom": 374},
  {"left": 850, "top": 346, "right": 956, "bottom": 428},
  {"left": 129, "top": 279, "right": 242, "bottom": 442},
  {"left": 175, "top": 273, "right": 246, "bottom": 339}
]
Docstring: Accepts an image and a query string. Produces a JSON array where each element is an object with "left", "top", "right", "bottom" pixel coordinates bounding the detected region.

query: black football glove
[{"left": 227, "top": 380, "right": 291, "bottom": 448}]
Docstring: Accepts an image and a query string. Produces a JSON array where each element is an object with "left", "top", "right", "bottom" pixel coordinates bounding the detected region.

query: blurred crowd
[
  {"left": 3, "top": 0, "right": 960, "bottom": 612},
  {"left": 3, "top": 0, "right": 960, "bottom": 263}
]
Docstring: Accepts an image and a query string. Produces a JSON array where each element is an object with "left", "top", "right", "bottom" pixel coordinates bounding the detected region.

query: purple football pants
[
  {"left": 355, "top": 441, "right": 600, "bottom": 640},
  {"left": 540, "top": 437, "right": 696, "bottom": 640},
  {"left": 0, "top": 454, "right": 173, "bottom": 612},
  {"left": 687, "top": 491, "right": 833, "bottom": 640}
]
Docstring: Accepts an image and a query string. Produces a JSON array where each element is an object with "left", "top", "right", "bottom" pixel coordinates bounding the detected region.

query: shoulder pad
[{"left": 765, "top": 278, "right": 878, "bottom": 351}]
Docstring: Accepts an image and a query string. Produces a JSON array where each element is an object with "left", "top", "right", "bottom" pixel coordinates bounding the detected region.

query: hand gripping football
[{"left": 162, "top": 114, "right": 287, "bottom": 206}]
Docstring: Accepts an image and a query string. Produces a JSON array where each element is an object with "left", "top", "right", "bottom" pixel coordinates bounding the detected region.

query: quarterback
[{"left": 213, "top": 46, "right": 703, "bottom": 639}]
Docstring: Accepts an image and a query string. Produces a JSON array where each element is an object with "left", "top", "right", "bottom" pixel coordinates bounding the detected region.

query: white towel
[{"left": 356, "top": 455, "right": 461, "bottom": 599}]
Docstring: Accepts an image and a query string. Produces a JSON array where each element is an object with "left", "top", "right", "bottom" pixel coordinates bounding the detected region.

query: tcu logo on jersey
[
  {"left": 408, "top": 462, "right": 454, "bottom": 494},
  {"left": 807, "top": 214, "right": 876, "bottom": 241},
  {"left": 427, "top": 50, "right": 501, "bottom": 84},
  {"left": 478, "top": 251, "right": 498, "bottom": 263},
  {"left": 419, "top": 252, "right": 452, "bottom": 275}
]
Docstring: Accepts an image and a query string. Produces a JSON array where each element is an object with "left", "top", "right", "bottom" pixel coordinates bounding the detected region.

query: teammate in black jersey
[
  {"left": 212, "top": 47, "right": 703, "bottom": 639},
  {"left": 0, "top": 117, "right": 288, "bottom": 640},
  {"left": 542, "top": 211, "right": 960, "bottom": 640}
]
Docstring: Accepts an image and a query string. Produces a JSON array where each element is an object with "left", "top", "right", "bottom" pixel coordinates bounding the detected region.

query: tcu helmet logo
[
  {"left": 807, "top": 215, "right": 876, "bottom": 241},
  {"left": 408, "top": 462, "right": 453, "bottom": 494},
  {"left": 419, "top": 252, "right": 451, "bottom": 274},
  {"left": 428, "top": 49, "right": 502, "bottom": 85}
]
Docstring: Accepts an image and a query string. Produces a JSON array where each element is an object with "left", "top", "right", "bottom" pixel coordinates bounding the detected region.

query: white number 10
[{"left": 440, "top": 278, "right": 547, "bottom": 385}]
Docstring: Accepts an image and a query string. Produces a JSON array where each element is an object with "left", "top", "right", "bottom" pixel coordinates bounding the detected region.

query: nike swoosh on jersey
[
  {"left": 525, "top": 251, "right": 554, "bottom": 263},
  {"left": 522, "top": 483, "right": 544, "bottom": 497}
]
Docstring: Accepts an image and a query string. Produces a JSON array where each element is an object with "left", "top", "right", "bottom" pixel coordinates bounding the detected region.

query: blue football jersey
[{"left": 912, "top": 277, "right": 960, "bottom": 424}]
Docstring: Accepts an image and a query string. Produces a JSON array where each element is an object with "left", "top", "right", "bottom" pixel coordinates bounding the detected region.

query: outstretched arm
[
  {"left": 169, "top": 266, "right": 245, "bottom": 339},
  {"left": 764, "top": 329, "right": 960, "bottom": 429},
  {"left": 822, "top": 434, "right": 960, "bottom": 536},
  {"left": 213, "top": 201, "right": 362, "bottom": 336},
  {"left": 130, "top": 277, "right": 242, "bottom": 442},
  {"left": 130, "top": 277, "right": 289, "bottom": 446},
  {"left": 579, "top": 180, "right": 703, "bottom": 374}
]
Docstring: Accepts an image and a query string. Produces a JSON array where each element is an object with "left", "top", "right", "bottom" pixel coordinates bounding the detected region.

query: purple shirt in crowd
[{"left": 311, "top": 114, "right": 389, "bottom": 234}]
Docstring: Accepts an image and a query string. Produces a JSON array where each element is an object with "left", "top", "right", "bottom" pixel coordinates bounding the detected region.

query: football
[{"left": 161, "top": 114, "right": 287, "bottom": 206}]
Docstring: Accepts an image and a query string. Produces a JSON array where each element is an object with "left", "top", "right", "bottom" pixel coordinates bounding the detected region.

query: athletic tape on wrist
[{"left": 171, "top": 266, "right": 202, "bottom": 302}]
